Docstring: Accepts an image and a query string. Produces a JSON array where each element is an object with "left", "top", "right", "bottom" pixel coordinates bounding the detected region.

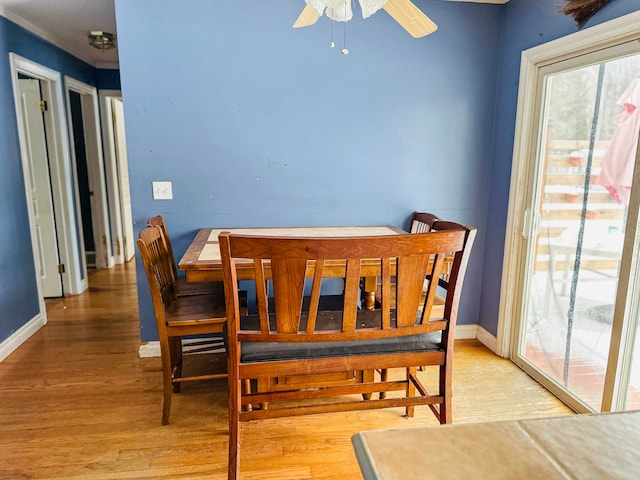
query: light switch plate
[{"left": 152, "top": 181, "right": 173, "bottom": 200}]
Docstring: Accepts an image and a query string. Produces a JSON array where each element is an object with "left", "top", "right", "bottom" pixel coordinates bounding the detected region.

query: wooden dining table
[{"left": 178, "top": 225, "right": 407, "bottom": 309}]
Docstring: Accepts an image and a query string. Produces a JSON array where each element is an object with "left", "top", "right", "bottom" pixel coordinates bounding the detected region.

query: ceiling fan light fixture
[
  {"left": 293, "top": 0, "right": 437, "bottom": 39},
  {"left": 305, "top": 0, "right": 387, "bottom": 22},
  {"left": 88, "top": 31, "right": 116, "bottom": 51}
]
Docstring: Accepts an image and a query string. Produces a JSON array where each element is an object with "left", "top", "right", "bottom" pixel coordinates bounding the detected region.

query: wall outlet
[{"left": 152, "top": 181, "right": 173, "bottom": 200}]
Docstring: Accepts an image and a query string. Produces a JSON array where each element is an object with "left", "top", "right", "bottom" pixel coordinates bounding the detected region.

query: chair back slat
[
  {"left": 271, "top": 258, "right": 308, "bottom": 333},
  {"left": 222, "top": 253, "right": 242, "bottom": 337},
  {"left": 253, "top": 259, "right": 271, "bottom": 334},
  {"left": 419, "top": 253, "right": 446, "bottom": 324},
  {"left": 380, "top": 257, "right": 392, "bottom": 328},
  {"left": 396, "top": 254, "right": 432, "bottom": 327},
  {"left": 306, "top": 260, "right": 324, "bottom": 333},
  {"left": 342, "top": 258, "right": 361, "bottom": 332}
]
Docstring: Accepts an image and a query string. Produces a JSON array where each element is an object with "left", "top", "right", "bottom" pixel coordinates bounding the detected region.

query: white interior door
[
  {"left": 100, "top": 92, "right": 123, "bottom": 264},
  {"left": 111, "top": 98, "right": 134, "bottom": 262},
  {"left": 18, "top": 78, "right": 63, "bottom": 297}
]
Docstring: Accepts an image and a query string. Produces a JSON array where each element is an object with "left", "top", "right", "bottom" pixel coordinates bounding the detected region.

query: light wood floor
[{"left": 0, "top": 263, "right": 573, "bottom": 479}]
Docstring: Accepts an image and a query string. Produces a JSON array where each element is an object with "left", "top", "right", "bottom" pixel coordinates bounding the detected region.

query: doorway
[
  {"left": 16, "top": 75, "right": 62, "bottom": 298},
  {"left": 99, "top": 90, "right": 134, "bottom": 264},
  {"left": 500, "top": 13, "right": 640, "bottom": 413},
  {"left": 10, "top": 54, "right": 87, "bottom": 298},
  {"left": 65, "top": 77, "right": 113, "bottom": 270}
]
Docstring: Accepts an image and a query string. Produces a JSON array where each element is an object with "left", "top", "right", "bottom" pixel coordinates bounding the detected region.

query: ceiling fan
[{"left": 293, "top": 0, "right": 438, "bottom": 39}]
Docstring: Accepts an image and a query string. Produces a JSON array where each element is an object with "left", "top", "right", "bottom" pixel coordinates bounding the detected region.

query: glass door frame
[
  {"left": 497, "top": 11, "right": 640, "bottom": 413},
  {"left": 602, "top": 152, "right": 640, "bottom": 412}
]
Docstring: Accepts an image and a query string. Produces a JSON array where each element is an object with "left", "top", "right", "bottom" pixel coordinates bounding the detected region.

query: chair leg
[
  {"left": 378, "top": 369, "right": 387, "bottom": 399},
  {"left": 162, "top": 383, "right": 173, "bottom": 425},
  {"left": 169, "top": 336, "right": 183, "bottom": 393},
  {"left": 159, "top": 339, "right": 174, "bottom": 425},
  {"left": 439, "top": 363, "right": 452, "bottom": 424},
  {"left": 255, "top": 378, "right": 270, "bottom": 410},
  {"left": 355, "top": 370, "right": 372, "bottom": 400},
  {"left": 242, "top": 379, "right": 253, "bottom": 411},
  {"left": 405, "top": 367, "right": 416, "bottom": 418},
  {"left": 228, "top": 376, "right": 242, "bottom": 480}
]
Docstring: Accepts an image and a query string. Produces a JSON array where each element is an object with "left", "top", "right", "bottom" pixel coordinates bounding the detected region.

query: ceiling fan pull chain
[
  {"left": 329, "top": 9, "right": 335, "bottom": 48},
  {"left": 341, "top": 1, "right": 349, "bottom": 55}
]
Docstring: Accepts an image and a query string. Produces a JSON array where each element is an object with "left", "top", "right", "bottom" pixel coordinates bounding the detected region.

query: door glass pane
[
  {"left": 623, "top": 273, "right": 640, "bottom": 410},
  {"left": 522, "top": 54, "right": 640, "bottom": 410},
  {"left": 626, "top": 319, "right": 640, "bottom": 409}
]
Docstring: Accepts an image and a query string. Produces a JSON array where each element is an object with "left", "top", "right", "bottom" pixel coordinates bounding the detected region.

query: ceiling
[
  {"left": 0, "top": 0, "right": 510, "bottom": 70},
  {"left": 0, "top": 0, "right": 118, "bottom": 68}
]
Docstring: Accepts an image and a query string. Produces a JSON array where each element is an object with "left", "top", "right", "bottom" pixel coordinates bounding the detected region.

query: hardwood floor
[{"left": 0, "top": 263, "right": 573, "bottom": 479}]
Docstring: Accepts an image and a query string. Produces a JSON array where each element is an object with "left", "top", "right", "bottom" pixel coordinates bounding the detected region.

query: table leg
[
  {"left": 363, "top": 276, "right": 377, "bottom": 310},
  {"left": 362, "top": 369, "right": 374, "bottom": 400}
]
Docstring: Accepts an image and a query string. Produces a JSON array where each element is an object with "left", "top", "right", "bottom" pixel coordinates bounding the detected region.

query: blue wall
[
  {"left": 0, "top": 18, "right": 38, "bottom": 342},
  {"left": 115, "top": 0, "right": 504, "bottom": 341},
  {"left": 0, "top": 16, "right": 119, "bottom": 344},
  {"left": 3, "top": 0, "right": 637, "bottom": 349},
  {"left": 479, "top": 0, "right": 640, "bottom": 334},
  {"left": 96, "top": 68, "right": 121, "bottom": 90}
]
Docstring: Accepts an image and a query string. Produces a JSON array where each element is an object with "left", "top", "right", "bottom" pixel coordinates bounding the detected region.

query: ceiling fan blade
[
  {"left": 382, "top": 0, "right": 438, "bottom": 38},
  {"left": 293, "top": 5, "right": 322, "bottom": 28}
]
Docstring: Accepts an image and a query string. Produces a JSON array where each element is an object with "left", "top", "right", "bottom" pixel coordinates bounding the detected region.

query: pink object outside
[{"left": 596, "top": 78, "right": 640, "bottom": 205}]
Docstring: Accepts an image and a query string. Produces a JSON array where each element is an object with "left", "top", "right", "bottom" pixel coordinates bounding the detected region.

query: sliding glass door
[{"left": 508, "top": 37, "right": 640, "bottom": 413}]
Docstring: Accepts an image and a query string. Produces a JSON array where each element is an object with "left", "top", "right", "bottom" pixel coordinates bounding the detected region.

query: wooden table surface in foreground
[
  {"left": 178, "top": 226, "right": 406, "bottom": 309},
  {"left": 352, "top": 411, "right": 640, "bottom": 480}
]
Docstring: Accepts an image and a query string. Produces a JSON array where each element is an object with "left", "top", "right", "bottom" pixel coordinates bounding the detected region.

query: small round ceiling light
[{"left": 88, "top": 31, "right": 116, "bottom": 51}]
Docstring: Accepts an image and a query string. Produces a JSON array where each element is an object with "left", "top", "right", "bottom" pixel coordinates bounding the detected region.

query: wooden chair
[
  {"left": 147, "top": 215, "right": 223, "bottom": 297},
  {"left": 220, "top": 223, "right": 476, "bottom": 479},
  {"left": 137, "top": 225, "right": 229, "bottom": 425},
  {"left": 410, "top": 211, "right": 440, "bottom": 233},
  {"left": 377, "top": 211, "right": 444, "bottom": 315},
  {"left": 413, "top": 212, "right": 447, "bottom": 313}
]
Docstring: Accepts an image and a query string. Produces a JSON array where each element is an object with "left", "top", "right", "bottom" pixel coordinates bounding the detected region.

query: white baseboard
[
  {"left": 455, "top": 324, "right": 479, "bottom": 340},
  {"left": 139, "top": 342, "right": 161, "bottom": 358},
  {"left": 476, "top": 325, "right": 499, "bottom": 354},
  {"left": 0, "top": 313, "right": 47, "bottom": 363},
  {"left": 139, "top": 338, "right": 226, "bottom": 358},
  {"left": 138, "top": 325, "right": 492, "bottom": 358}
]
